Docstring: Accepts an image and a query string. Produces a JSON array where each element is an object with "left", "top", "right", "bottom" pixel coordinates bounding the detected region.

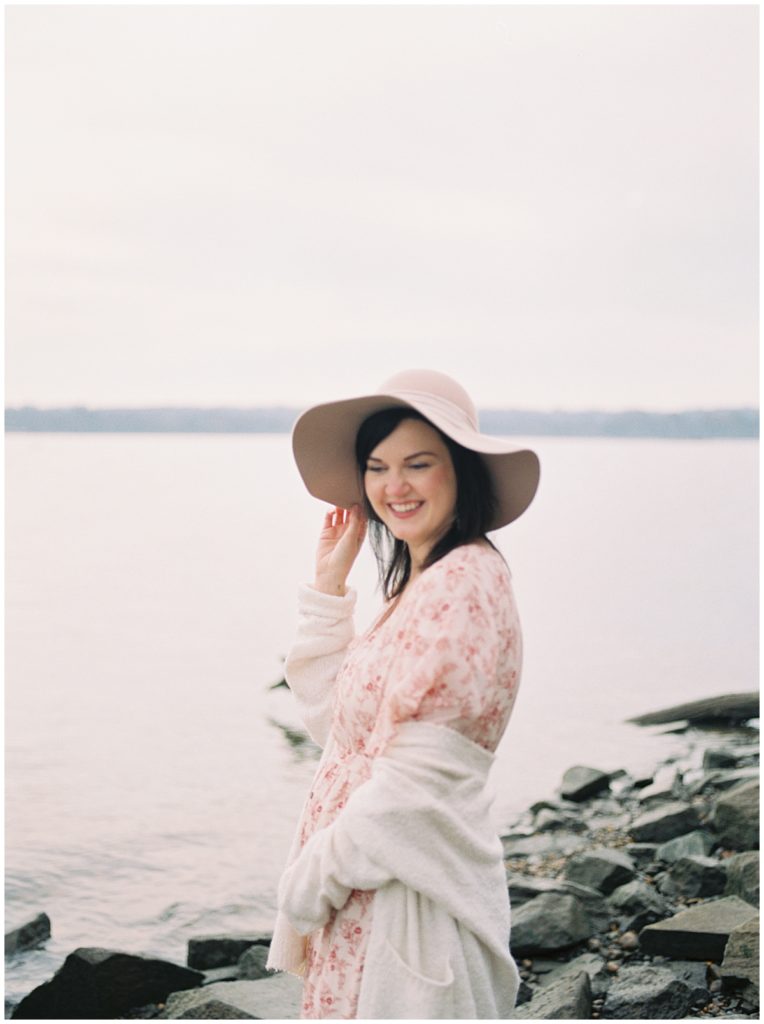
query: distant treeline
[{"left": 4, "top": 406, "right": 759, "bottom": 439}]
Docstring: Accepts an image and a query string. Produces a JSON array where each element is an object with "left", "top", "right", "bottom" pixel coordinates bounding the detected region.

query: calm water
[{"left": 5, "top": 434, "right": 758, "bottom": 1002}]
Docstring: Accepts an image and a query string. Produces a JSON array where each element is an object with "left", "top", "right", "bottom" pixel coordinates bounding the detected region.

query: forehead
[{"left": 369, "top": 417, "right": 449, "bottom": 457}]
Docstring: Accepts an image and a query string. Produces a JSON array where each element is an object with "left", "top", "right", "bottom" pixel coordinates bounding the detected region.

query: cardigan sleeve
[{"left": 283, "top": 583, "right": 357, "bottom": 748}]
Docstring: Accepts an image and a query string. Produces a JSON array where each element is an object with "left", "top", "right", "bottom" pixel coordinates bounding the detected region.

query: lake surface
[{"left": 5, "top": 434, "right": 758, "bottom": 1003}]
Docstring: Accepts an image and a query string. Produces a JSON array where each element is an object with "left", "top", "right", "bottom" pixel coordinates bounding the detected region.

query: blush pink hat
[{"left": 291, "top": 368, "right": 540, "bottom": 530}]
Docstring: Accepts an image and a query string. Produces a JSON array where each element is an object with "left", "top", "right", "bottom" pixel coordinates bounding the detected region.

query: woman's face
[{"left": 363, "top": 418, "right": 457, "bottom": 566}]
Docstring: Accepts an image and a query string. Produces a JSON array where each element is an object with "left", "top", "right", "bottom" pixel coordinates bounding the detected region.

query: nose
[{"left": 384, "top": 470, "right": 410, "bottom": 497}]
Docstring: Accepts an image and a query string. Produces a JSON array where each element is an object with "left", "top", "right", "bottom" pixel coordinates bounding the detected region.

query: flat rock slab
[
  {"left": 11, "top": 947, "right": 203, "bottom": 1020},
  {"left": 670, "top": 855, "right": 728, "bottom": 898},
  {"left": 159, "top": 976, "right": 302, "bottom": 1020},
  {"left": 639, "top": 896, "right": 759, "bottom": 961},
  {"left": 630, "top": 801, "right": 700, "bottom": 843},
  {"left": 5, "top": 913, "right": 51, "bottom": 956},
  {"left": 187, "top": 934, "right": 272, "bottom": 970},
  {"left": 502, "top": 832, "right": 589, "bottom": 858},
  {"left": 627, "top": 692, "right": 759, "bottom": 726},
  {"left": 512, "top": 969, "right": 592, "bottom": 1019},
  {"left": 602, "top": 964, "right": 693, "bottom": 1019}
]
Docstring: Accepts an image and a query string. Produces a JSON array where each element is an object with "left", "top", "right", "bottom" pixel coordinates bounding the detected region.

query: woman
[{"left": 267, "top": 369, "right": 540, "bottom": 1019}]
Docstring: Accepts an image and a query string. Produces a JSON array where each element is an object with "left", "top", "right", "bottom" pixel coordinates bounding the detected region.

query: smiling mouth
[{"left": 388, "top": 501, "right": 424, "bottom": 518}]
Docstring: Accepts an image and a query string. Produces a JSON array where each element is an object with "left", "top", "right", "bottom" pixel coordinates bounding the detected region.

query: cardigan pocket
[{"left": 371, "top": 935, "right": 455, "bottom": 1018}]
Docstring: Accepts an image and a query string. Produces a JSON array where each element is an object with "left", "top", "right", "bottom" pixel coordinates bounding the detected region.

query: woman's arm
[{"left": 284, "top": 583, "right": 357, "bottom": 747}]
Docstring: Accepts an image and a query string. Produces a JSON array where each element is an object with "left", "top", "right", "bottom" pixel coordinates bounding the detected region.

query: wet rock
[
  {"left": 602, "top": 963, "right": 693, "bottom": 1019},
  {"left": 724, "top": 851, "right": 759, "bottom": 907},
  {"left": 655, "top": 829, "right": 715, "bottom": 864},
  {"left": 4, "top": 913, "right": 51, "bottom": 956},
  {"left": 638, "top": 896, "right": 758, "bottom": 961},
  {"left": 237, "top": 945, "right": 270, "bottom": 980},
  {"left": 629, "top": 801, "right": 700, "bottom": 843},
  {"left": 158, "top": 976, "right": 301, "bottom": 1020},
  {"left": 669, "top": 855, "right": 728, "bottom": 898},
  {"left": 187, "top": 933, "right": 271, "bottom": 970},
  {"left": 11, "top": 947, "right": 203, "bottom": 1020},
  {"left": 720, "top": 914, "right": 759, "bottom": 1004},
  {"left": 712, "top": 780, "right": 759, "bottom": 851},
  {"left": 512, "top": 968, "right": 592, "bottom": 1019},
  {"left": 563, "top": 849, "right": 636, "bottom": 895},
  {"left": 607, "top": 879, "right": 668, "bottom": 931},
  {"left": 559, "top": 766, "right": 611, "bottom": 803},
  {"left": 511, "top": 893, "right": 595, "bottom": 955}
]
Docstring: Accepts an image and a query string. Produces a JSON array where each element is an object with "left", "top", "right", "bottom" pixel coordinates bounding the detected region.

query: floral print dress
[{"left": 291, "top": 541, "right": 523, "bottom": 1019}]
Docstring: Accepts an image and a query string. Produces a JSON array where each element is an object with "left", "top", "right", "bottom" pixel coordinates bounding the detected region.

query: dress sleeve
[
  {"left": 283, "top": 583, "right": 357, "bottom": 748},
  {"left": 372, "top": 547, "right": 522, "bottom": 753}
]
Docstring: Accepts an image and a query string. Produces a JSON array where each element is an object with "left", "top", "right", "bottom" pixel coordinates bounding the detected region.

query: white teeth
[{"left": 390, "top": 502, "right": 422, "bottom": 512}]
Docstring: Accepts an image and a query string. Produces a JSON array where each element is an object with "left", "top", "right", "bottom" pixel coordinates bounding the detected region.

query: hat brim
[{"left": 292, "top": 392, "right": 540, "bottom": 531}]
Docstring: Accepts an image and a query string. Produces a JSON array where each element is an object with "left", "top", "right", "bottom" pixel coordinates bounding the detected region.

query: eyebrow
[{"left": 367, "top": 450, "right": 439, "bottom": 462}]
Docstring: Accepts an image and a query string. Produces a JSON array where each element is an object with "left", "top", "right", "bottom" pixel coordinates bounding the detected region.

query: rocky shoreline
[{"left": 5, "top": 693, "right": 759, "bottom": 1020}]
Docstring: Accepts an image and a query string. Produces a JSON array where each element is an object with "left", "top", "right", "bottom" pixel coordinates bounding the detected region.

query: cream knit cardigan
[{"left": 267, "top": 584, "right": 520, "bottom": 1019}]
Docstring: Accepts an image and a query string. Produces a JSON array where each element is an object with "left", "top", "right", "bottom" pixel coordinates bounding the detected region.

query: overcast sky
[{"left": 6, "top": 4, "right": 758, "bottom": 411}]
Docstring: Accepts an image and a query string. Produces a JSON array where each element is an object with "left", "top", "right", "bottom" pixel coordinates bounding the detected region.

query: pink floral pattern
[{"left": 297, "top": 541, "right": 522, "bottom": 1019}]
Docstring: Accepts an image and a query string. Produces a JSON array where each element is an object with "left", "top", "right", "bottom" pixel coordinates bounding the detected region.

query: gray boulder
[
  {"left": 669, "top": 855, "right": 728, "bottom": 898},
  {"left": 512, "top": 969, "right": 592, "bottom": 1019},
  {"left": 655, "top": 829, "right": 714, "bottom": 864},
  {"left": 5, "top": 913, "right": 51, "bottom": 956},
  {"left": 559, "top": 766, "right": 610, "bottom": 802},
  {"left": 187, "top": 933, "right": 271, "bottom": 970},
  {"left": 537, "top": 952, "right": 611, "bottom": 1000},
  {"left": 720, "top": 914, "right": 759, "bottom": 1003},
  {"left": 607, "top": 879, "right": 668, "bottom": 931},
  {"left": 237, "top": 944, "right": 271, "bottom": 980},
  {"left": 564, "top": 848, "right": 636, "bottom": 895},
  {"left": 725, "top": 850, "right": 759, "bottom": 907},
  {"left": 629, "top": 801, "right": 700, "bottom": 843},
  {"left": 558, "top": 881, "right": 611, "bottom": 932},
  {"left": 624, "top": 842, "right": 659, "bottom": 866},
  {"left": 159, "top": 976, "right": 301, "bottom": 1020},
  {"left": 602, "top": 964, "right": 693, "bottom": 1019},
  {"left": 663, "top": 960, "right": 711, "bottom": 1007},
  {"left": 639, "top": 895, "right": 758, "bottom": 961},
  {"left": 11, "top": 947, "right": 203, "bottom": 1020},
  {"left": 511, "top": 893, "right": 595, "bottom": 955},
  {"left": 712, "top": 779, "right": 759, "bottom": 850}
]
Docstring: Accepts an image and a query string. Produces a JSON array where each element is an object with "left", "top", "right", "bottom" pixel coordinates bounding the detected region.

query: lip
[{"left": 387, "top": 501, "right": 424, "bottom": 519}]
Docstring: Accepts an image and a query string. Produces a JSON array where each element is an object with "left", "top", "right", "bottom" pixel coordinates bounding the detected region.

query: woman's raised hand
[{"left": 314, "top": 505, "right": 367, "bottom": 596}]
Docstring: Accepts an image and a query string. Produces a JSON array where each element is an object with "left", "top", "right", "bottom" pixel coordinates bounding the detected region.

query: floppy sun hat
[{"left": 291, "top": 369, "right": 540, "bottom": 531}]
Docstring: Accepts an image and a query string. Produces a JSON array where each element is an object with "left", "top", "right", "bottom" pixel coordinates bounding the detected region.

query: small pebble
[
  {"left": 587, "top": 937, "right": 602, "bottom": 951},
  {"left": 709, "top": 979, "right": 722, "bottom": 994},
  {"left": 606, "top": 961, "right": 620, "bottom": 974},
  {"left": 521, "top": 959, "right": 533, "bottom": 970},
  {"left": 618, "top": 930, "right": 639, "bottom": 950}
]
